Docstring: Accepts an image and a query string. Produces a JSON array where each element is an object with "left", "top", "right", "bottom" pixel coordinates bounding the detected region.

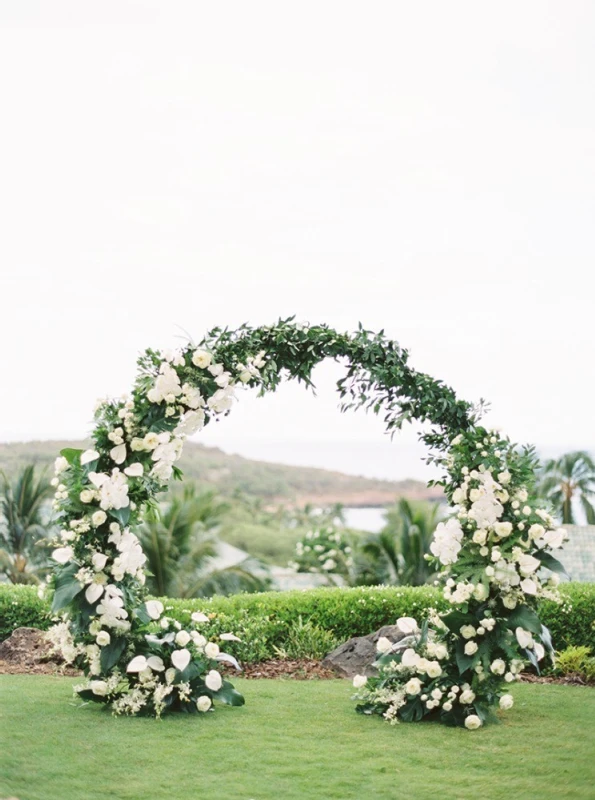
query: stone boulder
[
  {"left": 0, "top": 627, "right": 67, "bottom": 674},
  {"left": 322, "top": 625, "right": 414, "bottom": 678}
]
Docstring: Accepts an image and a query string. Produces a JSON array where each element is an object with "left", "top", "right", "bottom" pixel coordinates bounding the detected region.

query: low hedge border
[{"left": 1, "top": 582, "right": 593, "bottom": 664}]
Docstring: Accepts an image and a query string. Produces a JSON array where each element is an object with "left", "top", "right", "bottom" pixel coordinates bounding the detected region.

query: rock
[
  {"left": 0, "top": 628, "right": 59, "bottom": 667},
  {"left": 322, "top": 625, "right": 411, "bottom": 678}
]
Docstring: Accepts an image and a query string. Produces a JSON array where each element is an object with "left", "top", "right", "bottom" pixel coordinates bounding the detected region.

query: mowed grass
[{"left": 1, "top": 677, "right": 594, "bottom": 800}]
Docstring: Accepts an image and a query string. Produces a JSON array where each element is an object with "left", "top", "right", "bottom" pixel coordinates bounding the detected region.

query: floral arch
[{"left": 48, "top": 319, "right": 565, "bottom": 727}]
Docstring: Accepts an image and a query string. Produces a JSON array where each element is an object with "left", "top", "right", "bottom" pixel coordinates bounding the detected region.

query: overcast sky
[{"left": 1, "top": 1, "right": 593, "bottom": 481}]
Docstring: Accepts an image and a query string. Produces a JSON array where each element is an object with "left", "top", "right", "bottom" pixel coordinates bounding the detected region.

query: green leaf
[
  {"left": 455, "top": 641, "right": 475, "bottom": 675},
  {"left": 441, "top": 610, "right": 474, "bottom": 634},
  {"left": 535, "top": 551, "right": 569, "bottom": 578},
  {"left": 214, "top": 681, "right": 245, "bottom": 707},
  {"left": 133, "top": 604, "right": 152, "bottom": 625},
  {"left": 100, "top": 636, "right": 127, "bottom": 672},
  {"left": 60, "top": 448, "right": 83, "bottom": 465},
  {"left": 51, "top": 563, "right": 84, "bottom": 612},
  {"left": 505, "top": 604, "right": 542, "bottom": 635},
  {"left": 540, "top": 624, "right": 554, "bottom": 654},
  {"left": 110, "top": 506, "right": 131, "bottom": 526}
]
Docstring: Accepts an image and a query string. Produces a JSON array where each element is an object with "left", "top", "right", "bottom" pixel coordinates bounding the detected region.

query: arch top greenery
[{"left": 47, "top": 318, "right": 565, "bottom": 727}]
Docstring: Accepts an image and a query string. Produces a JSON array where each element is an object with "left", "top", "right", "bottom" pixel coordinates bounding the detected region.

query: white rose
[
  {"left": 90, "top": 680, "right": 108, "bottom": 696},
  {"left": 175, "top": 630, "right": 192, "bottom": 647},
  {"left": 404, "top": 678, "right": 422, "bottom": 696},
  {"left": 465, "top": 714, "right": 482, "bottom": 730},
  {"left": 191, "top": 632, "right": 207, "bottom": 648},
  {"left": 460, "top": 689, "right": 476, "bottom": 705},
  {"left": 352, "top": 674, "right": 368, "bottom": 688},
  {"left": 197, "top": 695, "right": 212, "bottom": 712},
  {"left": 473, "top": 584, "right": 489, "bottom": 601},
  {"left": 472, "top": 529, "right": 487, "bottom": 545},
  {"left": 494, "top": 522, "right": 513, "bottom": 538},
  {"left": 460, "top": 625, "right": 476, "bottom": 640},
  {"left": 204, "top": 642, "right": 220, "bottom": 659},
  {"left": 80, "top": 489, "right": 94, "bottom": 504},
  {"left": 499, "top": 694, "right": 514, "bottom": 710},
  {"left": 192, "top": 349, "right": 212, "bottom": 368},
  {"left": 528, "top": 524, "right": 545, "bottom": 540},
  {"left": 443, "top": 701, "right": 453, "bottom": 712},
  {"left": 376, "top": 636, "right": 394, "bottom": 654},
  {"left": 92, "top": 511, "right": 107, "bottom": 527},
  {"left": 464, "top": 641, "right": 478, "bottom": 656},
  {"left": 96, "top": 631, "right": 111, "bottom": 647},
  {"left": 502, "top": 594, "right": 518, "bottom": 609},
  {"left": 205, "top": 670, "right": 223, "bottom": 691},
  {"left": 433, "top": 644, "right": 448, "bottom": 660},
  {"left": 498, "top": 471, "right": 511, "bottom": 485},
  {"left": 54, "top": 455, "right": 69, "bottom": 474},
  {"left": 490, "top": 659, "right": 506, "bottom": 675},
  {"left": 143, "top": 432, "right": 160, "bottom": 450},
  {"left": 396, "top": 617, "right": 418, "bottom": 635},
  {"left": 452, "top": 487, "right": 467, "bottom": 505},
  {"left": 426, "top": 661, "right": 442, "bottom": 679}
]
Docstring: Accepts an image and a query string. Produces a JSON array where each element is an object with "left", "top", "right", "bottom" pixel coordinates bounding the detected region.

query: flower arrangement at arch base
[{"left": 351, "top": 428, "right": 567, "bottom": 730}]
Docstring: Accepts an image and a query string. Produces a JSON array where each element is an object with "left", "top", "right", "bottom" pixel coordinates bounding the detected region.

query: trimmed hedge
[{"left": 1, "top": 582, "right": 594, "bottom": 663}]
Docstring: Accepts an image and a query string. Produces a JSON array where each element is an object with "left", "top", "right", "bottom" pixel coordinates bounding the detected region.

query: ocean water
[{"left": 343, "top": 506, "right": 387, "bottom": 532}]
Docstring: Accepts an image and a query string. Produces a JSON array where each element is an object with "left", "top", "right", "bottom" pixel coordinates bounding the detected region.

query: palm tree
[
  {"left": 537, "top": 451, "right": 595, "bottom": 524},
  {"left": 0, "top": 465, "right": 53, "bottom": 584},
  {"left": 357, "top": 499, "right": 442, "bottom": 586},
  {"left": 138, "top": 487, "right": 268, "bottom": 598}
]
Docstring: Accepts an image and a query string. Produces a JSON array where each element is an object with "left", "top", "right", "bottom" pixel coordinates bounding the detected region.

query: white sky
[{"left": 1, "top": 1, "right": 594, "bottom": 481}]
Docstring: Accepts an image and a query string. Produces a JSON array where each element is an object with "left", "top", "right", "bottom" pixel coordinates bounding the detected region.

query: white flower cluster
[
  {"left": 46, "top": 341, "right": 266, "bottom": 716},
  {"left": 291, "top": 526, "right": 353, "bottom": 575}
]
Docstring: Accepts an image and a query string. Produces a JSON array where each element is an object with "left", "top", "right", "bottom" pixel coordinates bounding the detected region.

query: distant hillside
[{"left": 0, "top": 440, "right": 442, "bottom": 507}]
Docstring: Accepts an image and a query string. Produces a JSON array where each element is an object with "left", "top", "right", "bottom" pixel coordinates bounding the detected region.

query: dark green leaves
[
  {"left": 535, "top": 551, "right": 569, "bottom": 579},
  {"left": 51, "top": 563, "right": 83, "bottom": 612},
  {"left": 100, "top": 636, "right": 127, "bottom": 672},
  {"left": 214, "top": 681, "right": 245, "bottom": 707},
  {"left": 505, "top": 604, "right": 543, "bottom": 636},
  {"left": 60, "top": 448, "right": 83, "bottom": 465}
]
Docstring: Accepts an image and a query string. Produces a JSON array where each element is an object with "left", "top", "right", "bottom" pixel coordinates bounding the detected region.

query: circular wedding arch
[{"left": 48, "top": 319, "right": 564, "bottom": 726}]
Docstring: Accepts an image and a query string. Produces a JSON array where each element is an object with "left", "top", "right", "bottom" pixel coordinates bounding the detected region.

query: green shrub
[
  {"left": 554, "top": 645, "right": 592, "bottom": 674},
  {"left": 538, "top": 583, "right": 595, "bottom": 652},
  {"left": 1, "top": 582, "right": 594, "bottom": 664},
  {"left": 274, "top": 617, "right": 340, "bottom": 660},
  {"left": 0, "top": 584, "right": 53, "bottom": 640}
]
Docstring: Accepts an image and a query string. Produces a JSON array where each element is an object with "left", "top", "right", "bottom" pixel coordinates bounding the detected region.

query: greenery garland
[{"left": 47, "top": 319, "right": 565, "bottom": 726}]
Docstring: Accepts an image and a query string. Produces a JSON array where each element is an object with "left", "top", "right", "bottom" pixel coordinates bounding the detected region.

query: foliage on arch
[{"left": 46, "top": 319, "right": 565, "bottom": 726}]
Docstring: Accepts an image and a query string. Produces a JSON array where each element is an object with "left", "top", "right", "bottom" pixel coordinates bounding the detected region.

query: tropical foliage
[
  {"left": 358, "top": 499, "right": 442, "bottom": 586},
  {"left": 537, "top": 450, "right": 595, "bottom": 523},
  {"left": 0, "top": 465, "right": 53, "bottom": 584},
  {"left": 138, "top": 487, "right": 267, "bottom": 598}
]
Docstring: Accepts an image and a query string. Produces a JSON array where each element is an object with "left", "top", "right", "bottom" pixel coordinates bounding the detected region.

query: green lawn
[{"left": 1, "top": 677, "right": 594, "bottom": 800}]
